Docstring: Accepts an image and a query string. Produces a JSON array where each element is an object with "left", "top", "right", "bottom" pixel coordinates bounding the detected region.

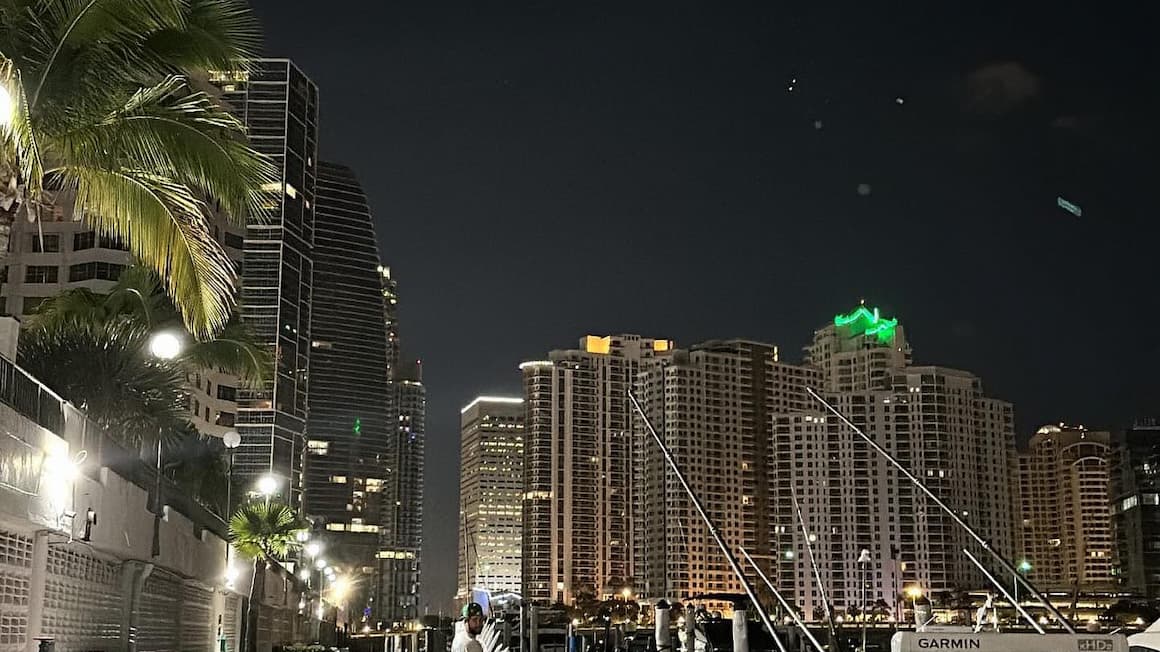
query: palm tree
[
  {"left": 230, "top": 501, "right": 307, "bottom": 652},
  {"left": 19, "top": 266, "right": 271, "bottom": 446},
  {"left": 0, "top": 0, "right": 279, "bottom": 338}
]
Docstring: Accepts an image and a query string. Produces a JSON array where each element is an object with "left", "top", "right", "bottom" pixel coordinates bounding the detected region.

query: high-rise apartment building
[
  {"left": 210, "top": 60, "right": 319, "bottom": 504},
  {"left": 380, "top": 358, "right": 426, "bottom": 625},
  {"left": 788, "top": 307, "right": 1017, "bottom": 620},
  {"left": 634, "top": 340, "right": 784, "bottom": 606},
  {"left": 458, "top": 396, "right": 525, "bottom": 599},
  {"left": 1112, "top": 419, "right": 1160, "bottom": 598},
  {"left": 306, "top": 161, "right": 393, "bottom": 618},
  {"left": 520, "top": 335, "right": 673, "bottom": 605},
  {"left": 631, "top": 305, "right": 1018, "bottom": 621},
  {"left": 1019, "top": 424, "right": 1114, "bottom": 591}
]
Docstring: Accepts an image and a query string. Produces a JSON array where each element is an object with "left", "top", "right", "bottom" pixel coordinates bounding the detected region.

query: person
[{"left": 452, "top": 602, "right": 486, "bottom": 652}]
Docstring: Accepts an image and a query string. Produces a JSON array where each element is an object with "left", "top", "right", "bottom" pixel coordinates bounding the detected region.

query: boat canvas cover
[{"left": 891, "top": 633, "right": 1128, "bottom": 652}]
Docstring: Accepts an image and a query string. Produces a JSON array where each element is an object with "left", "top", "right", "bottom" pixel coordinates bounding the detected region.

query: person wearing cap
[{"left": 452, "top": 602, "right": 485, "bottom": 652}]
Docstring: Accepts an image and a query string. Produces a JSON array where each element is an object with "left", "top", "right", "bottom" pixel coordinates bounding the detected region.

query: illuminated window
[
  {"left": 330, "top": 475, "right": 347, "bottom": 483},
  {"left": 308, "top": 440, "right": 329, "bottom": 455}
]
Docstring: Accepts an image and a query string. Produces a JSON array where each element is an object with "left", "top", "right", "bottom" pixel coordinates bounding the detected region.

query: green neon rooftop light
[
  {"left": 353, "top": 417, "right": 362, "bottom": 436},
  {"left": 833, "top": 304, "right": 898, "bottom": 343}
]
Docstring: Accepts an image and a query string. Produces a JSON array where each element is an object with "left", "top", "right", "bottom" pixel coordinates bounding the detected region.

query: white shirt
[{"left": 452, "top": 626, "right": 484, "bottom": 652}]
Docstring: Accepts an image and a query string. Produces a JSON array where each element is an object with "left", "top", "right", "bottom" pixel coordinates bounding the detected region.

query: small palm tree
[
  {"left": 19, "top": 266, "right": 271, "bottom": 446},
  {"left": 230, "top": 501, "right": 307, "bottom": 652},
  {"left": 0, "top": 0, "right": 279, "bottom": 338}
]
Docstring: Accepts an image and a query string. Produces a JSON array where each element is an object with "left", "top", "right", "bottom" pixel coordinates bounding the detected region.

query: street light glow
[
  {"left": 256, "top": 474, "right": 278, "bottom": 496},
  {"left": 905, "top": 586, "right": 923, "bottom": 600},
  {"left": 0, "top": 82, "right": 13, "bottom": 129},
  {"left": 305, "top": 541, "right": 322, "bottom": 557},
  {"left": 1018, "top": 559, "right": 1032, "bottom": 573},
  {"left": 148, "top": 331, "right": 182, "bottom": 360},
  {"left": 299, "top": 569, "right": 310, "bottom": 580},
  {"left": 315, "top": 558, "right": 328, "bottom": 570}
]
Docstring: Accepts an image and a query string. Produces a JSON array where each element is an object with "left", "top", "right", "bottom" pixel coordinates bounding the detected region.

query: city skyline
[{"left": 253, "top": 0, "right": 1155, "bottom": 611}]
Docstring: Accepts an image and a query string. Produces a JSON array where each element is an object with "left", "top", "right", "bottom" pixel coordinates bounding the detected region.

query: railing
[{"left": 0, "top": 353, "right": 230, "bottom": 539}]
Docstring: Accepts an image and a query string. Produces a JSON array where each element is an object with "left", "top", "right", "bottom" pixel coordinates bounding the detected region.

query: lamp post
[
  {"left": 905, "top": 586, "right": 923, "bottom": 625},
  {"left": 1015, "top": 560, "right": 1031, "bottom": 607},
  {"left": 223, "top": 430, "right": 240, "bottom": 518},
  {"left": 858, "top": 549, "right": 872, "bottom": 652},
  {"left": 148, "top": 331, "right": 181, "bottom": 558}
]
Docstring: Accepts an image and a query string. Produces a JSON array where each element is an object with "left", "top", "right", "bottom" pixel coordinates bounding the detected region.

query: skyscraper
[
  {"left": 1019, "top": 424, "right": 1115, "bottom": 591},
  {"left": 307, "top": 161, "right": 393, "bottom": 616},
  {"left": 631, "top": 305, "right": 1018, "bottom": 621},
  {"left": 210, "top": 60, "right": 319, "bottom": 504},
  {"left": 520, "top": 335, "right": 673, "bottom": 605},
  {"left": 634, "top": 340, "right": 783, "bottom": 606},
  {"left": 381, "top": 358, "right": 426, "bottom": 625},
  {"left": 458, "top": 396, "right": 525, "bottom": 599},
  {"left": 773, "top": 305, "right": 1018, "bottom": 620},
  {"left": 1112, "top": 419, "right": 1160, "bottom": 598}
]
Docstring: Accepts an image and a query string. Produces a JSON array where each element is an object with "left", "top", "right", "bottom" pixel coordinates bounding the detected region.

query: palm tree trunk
[{"left": 246, "top": 557, "right": 267, "bottom": 652}]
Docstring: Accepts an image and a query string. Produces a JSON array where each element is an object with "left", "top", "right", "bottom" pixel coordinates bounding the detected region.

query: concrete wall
[{"left": 0, "top": 355, "right": 311, "bottom": 652}]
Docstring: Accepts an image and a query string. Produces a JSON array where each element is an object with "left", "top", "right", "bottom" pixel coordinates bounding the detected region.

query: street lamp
[
  {"left": 256, "top": 474, "right": 278, "bottom": 501},
  {"left": 305, "top": 541, "right": 323, "bottom": 558},
  {"left": 222, "top": 430, "right": 240, "bottom": 520},
  {"left": 148, "top": 331, "right": 182, "bottom": 360},
  {"left": 315, "top": 558, "right": 328, "bottom": 570},
  {"left": 905, "top": 586, "right": 923, "bottom": 621},
  {"left": 858, "top": 549, "right": 872, "bottom": 652},
  {"left": 1015, "top": 560, "right": 1032, "bottom": 604}
]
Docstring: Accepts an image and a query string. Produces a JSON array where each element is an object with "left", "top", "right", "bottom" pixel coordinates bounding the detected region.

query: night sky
[{"left": 249, "top": 0, "right": 1158, "bottom": 611}]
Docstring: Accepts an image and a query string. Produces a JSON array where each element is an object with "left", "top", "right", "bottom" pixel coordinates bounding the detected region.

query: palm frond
[
  {"left": 0, "top": 56, "right": 45, "bottom": 199},
  {"left": 21, "top": 0, "right": 187, "bottom": 109},
  {"left": 143, "top": 0, "right": 261, "bottom": 75},
  {"left": 22, "top": 286, "right": 108, "bottom": 331},
  {"left": 181, "top": 319, "right": 271, "bottom": 387},
  {"left": 53, "top": 164, "right": 236, "bottom": 339},
  {"left": 54, "top": 76, "right": 280, "bottom": 223},
  {"left": 17, "top": 318, "right": 189, "bottom": 446},
  {"left": 229, "top": 501, "right": 306, "bottom": 560}
]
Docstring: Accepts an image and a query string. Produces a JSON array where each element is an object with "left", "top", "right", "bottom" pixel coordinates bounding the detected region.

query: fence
[{"left": 0, "top": 353, "right": 307, "bottom": 652}]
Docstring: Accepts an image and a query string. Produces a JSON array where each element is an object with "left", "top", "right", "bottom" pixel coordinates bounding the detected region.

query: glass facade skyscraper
[
  {"left": 211, "top": 60, "right": 319, "bottom": 504},
  {"left": 306, "top": 161, "right": 393, "bottom": 619}
]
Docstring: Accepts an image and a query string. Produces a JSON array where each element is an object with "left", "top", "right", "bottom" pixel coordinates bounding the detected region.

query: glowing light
[
  {"left": 833, "top": 305, "right": 898, "bottom": 343},
  {"left": 148, "top": 331, "right": 182, "bottom": 360},
  {"left": 1018, "top": 560, "right": 1032, "bottom": 573},
  {"left": 1057, "top": 196, "right": 1082, "bottom": 217},
  {"left": 330, "top": 576, "right": 351, "bottom": 602},
  {"left": 299, "top": 569, "right": 311, "bottom": 580},
  {"left": 784, "top": 550, "right": 795, "bottom": 559},
  {"left": 460, "top": 396, "right": 524, "bottom": 414},
  {"left": 225, "top": 565, "right": 240, "bottom": 588},
  {"left": 518, "top": 360, "right": 552, "bottom": 371},
  {"left": 305, "top": 541, "right": 322, "bottom": 557},
  {"left": 256, "top": 475, "right": 278, "bottom": 496},
  {"left": 585, "top": 335, "right": 611, "bottom": 354},
  {"left": 315, "top": 558, "right": 328, "bottom": 570},
  {"left": 653, "top": 339, "right": 672, "bottom": 352},
  {"left": 905, "top": 586, "right": 923, "bottom": 600},
  {"left": 353, "top": 418, "right": 361, "bottom": 436},
  {"left": 0, "top": 82, "right": 13, "bottom": 130}
]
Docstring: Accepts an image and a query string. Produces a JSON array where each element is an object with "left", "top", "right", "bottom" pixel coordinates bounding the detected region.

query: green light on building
[
  {"left": 353, "top": 418, "right": 362, "bottom": 436},
  {"left": 833, "top": 304, "right": 898, "bottom": 343}
]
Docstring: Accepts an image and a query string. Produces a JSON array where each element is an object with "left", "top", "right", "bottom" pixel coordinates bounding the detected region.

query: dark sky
[{"left": 249, "top": 0, "right": 1159, "bottom": 612}]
